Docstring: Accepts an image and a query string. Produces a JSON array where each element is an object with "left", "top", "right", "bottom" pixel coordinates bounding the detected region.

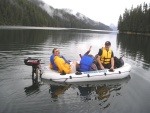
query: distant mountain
[
  {"left": 0, "top": 0, "right": 112, "bottom": 30},
  {"left": 109, "top": 24, "right": 117, "bottom": 31},
  {"left": 75, "top": 12, "right": 111, "bottom": 30},
  {"left": 38, "top": 1, "right": 112, "bottom": 30}
]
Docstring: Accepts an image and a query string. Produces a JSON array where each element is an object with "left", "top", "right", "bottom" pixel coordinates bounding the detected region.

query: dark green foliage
[
  {"left": 118, "top": 2, "right": 150, "bottom": 33},
  {"left": 0, "top": 0, "right": 55, "bottom": 26},
  {"left": 0, "top": 0, "right": 111, "bottom": 30}
]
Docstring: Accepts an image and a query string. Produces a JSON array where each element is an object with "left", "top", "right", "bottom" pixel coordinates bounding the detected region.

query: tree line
[
  {"left": 0, "top": 0, "right": 56, "bottom": 26},
  {"left": 118, "top": 2, "right": 150, "bottom": 34},
  {"left": 0, "top": 0, "right": 111, "bottom": 30}
]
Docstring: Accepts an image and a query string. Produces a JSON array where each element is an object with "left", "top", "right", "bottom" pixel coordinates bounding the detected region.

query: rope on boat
[{"left": 64, "top": 78, "right": 68, "bottom": 83}]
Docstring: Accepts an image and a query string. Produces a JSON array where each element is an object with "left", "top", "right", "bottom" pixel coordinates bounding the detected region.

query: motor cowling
[{"left": 24, "top": 57, "right": 41, "bottom": 66}]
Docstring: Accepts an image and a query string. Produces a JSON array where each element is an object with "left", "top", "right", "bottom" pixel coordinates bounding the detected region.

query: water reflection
[
  {"left": 24, "top": 82, "right": 41, "bottom": 96},
  {"left": 0, "top": 29, "right": 50, "bottom": 51},
  {"left": 96, "top": 85, "right": 111, "bottom": 109},
  {"left": 117, "top": 34, "right": 150, "bottom": 69},
  {"left": 96, "top": 83, "right": 123, "bottom": 109},
  {"left": 0, "top": 29, "right": 104, "bottom": 51},
  {"left": 0, "top": 29, "right": 84, "bottom": 51},
  {"left": 80, "top": 77, "right": 130, "bottom": 109},
  {"left": 46, "top": 76, "right": 130, "bottom": 109},
  {"left": 49, "top": 85, "right": 70, "bottom": 99},
  {"left": 77, "top": 85, "right": 94, "bottom": 101}
]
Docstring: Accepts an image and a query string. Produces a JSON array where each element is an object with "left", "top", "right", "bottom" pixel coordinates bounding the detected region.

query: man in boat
[
  {"left": 97, "top": 41, "right": 114, "bottom": 70},
  {"left": 79, "top": 46, "right": 98, "bottom": 72},
  {"left": 50, "top": 48, "right": 78, "bottom": 74}
]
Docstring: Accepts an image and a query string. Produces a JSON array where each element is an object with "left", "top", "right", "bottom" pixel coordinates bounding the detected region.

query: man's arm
[
  {"left": 110, "top": 57, "right": 114, "bottom": 70},
  {"left": 84, "top": 46, "right": 92, "bottom": 56},
  {"left": 110, "top": 51, "right": 114, "bottom": 70}
]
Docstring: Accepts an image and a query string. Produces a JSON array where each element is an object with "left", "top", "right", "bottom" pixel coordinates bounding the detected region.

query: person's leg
[
  {"left": 90, "top": 63, "right": 98, "bottom": 71},
  {"left": 103, "top": 64, "right": 111, "bottom": 69},
  {"left": 96, "top": 62, "right": 100, "bottom": 70},
  {"left": 71, "top": 61, "right": 80, "bottom": 73}
]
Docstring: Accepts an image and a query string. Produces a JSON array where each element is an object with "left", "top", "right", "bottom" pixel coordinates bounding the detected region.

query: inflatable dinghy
[{"left": 41, "top": 63, "right": 131, "bottom": 83}]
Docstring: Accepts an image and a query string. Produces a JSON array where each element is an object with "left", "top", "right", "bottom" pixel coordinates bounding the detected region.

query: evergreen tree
[{"left": 118, "top": 2, "right": 150, "bottom": 34}]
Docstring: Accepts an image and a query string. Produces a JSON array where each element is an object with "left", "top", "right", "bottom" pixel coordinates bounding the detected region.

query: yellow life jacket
[
  {"left": 54, "top": 56, "right": 71, "bottom": 74},
  {"left": 100, "top": 47, "right": 112, "bottom": 64}
]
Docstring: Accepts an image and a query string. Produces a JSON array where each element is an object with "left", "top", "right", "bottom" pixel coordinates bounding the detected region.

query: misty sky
[{"left": 42, "top": 0, "right": 149, "bottom": 26}]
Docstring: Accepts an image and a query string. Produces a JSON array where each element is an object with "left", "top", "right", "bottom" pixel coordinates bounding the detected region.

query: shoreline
[
  {"left": 0, "top": 25, "right": 117, "bottom": 33},
  {"left": 119, "top": 31, "right": 150, "bottom": 36}
]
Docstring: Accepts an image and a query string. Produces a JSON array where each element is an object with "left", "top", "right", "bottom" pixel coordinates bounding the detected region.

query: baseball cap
[{"left": 105, "top": 41, "right": 111, "bottom": 46}]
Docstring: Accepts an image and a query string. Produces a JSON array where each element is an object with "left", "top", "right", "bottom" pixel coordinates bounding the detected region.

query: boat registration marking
[{"left": 83, "top": 70, "right": 107, "bottom": 74}]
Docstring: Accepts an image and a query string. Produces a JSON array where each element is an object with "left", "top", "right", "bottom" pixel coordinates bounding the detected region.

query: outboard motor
[
  {"left": 24, "top": 57, "right": 41, "bottom": 84},
  {"left": 24, "top": 57, "right": 41, "bottom": 66}
]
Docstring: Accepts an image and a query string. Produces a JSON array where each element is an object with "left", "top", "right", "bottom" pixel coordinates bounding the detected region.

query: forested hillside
[
  {"left": 0, "top": 0, "right": 112, "bottom": 30},
  {"left": 118, "top": 2, "right": 150, "bottom": 33},
  {"left": 0, "top": 0, "right": 56, "bottom": 26}
]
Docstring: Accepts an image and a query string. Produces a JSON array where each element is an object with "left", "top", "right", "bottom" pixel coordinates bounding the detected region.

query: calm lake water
[{"left": 0, "top": 27, "right": 150, "bottom": 113}]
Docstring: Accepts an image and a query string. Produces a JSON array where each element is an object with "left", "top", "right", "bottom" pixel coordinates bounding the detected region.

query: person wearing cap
[{"left": 97, "top": 41, "right": 114, "bottom": 70}]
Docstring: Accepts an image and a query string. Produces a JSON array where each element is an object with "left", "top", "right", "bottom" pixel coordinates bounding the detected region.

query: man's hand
[
  {"left": 100, "top": 65, "right": 105, "bottom": 70},
  {"left": 110, "top": 66, "right": 114, "bottom": 71},
  {"left": 89, "top": 46, "right": 92, "bottom": 52}
]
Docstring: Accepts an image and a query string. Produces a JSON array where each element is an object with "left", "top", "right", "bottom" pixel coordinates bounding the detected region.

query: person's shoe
[
  {"left": 60, "top": 71, "right": 66, "bottom": 75},
  {"left": 75, "top": 71, "right": 82, "bottom": 75}
]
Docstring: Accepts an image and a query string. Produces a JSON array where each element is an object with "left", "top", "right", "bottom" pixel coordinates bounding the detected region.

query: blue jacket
[
  {"left": 79, "top": 55, "right": 94, "bottom": 72},
  {"left": 50, "top": 55, "right": 70, "bottom": 70},
  {"left": 50, "top": 55, "right": 58, "bottom": 70}
]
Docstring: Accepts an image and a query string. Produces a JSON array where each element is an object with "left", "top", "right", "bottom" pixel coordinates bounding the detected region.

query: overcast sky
[{"left": 42, "top": 0, "right": 149, "bottom": 26}]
